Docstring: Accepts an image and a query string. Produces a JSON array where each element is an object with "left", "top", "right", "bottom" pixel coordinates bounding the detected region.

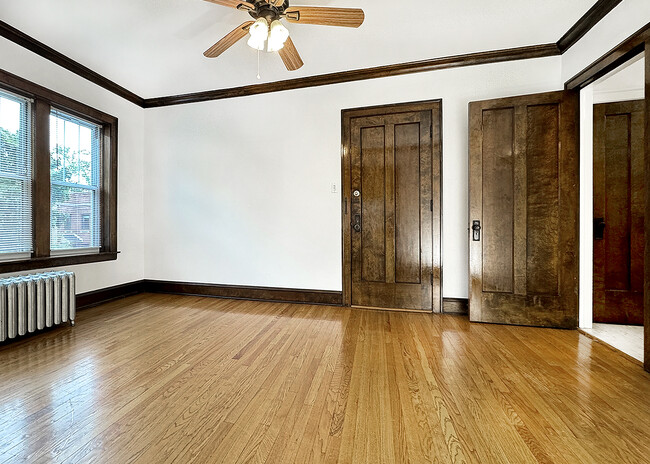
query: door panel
[
  {"left": 481, "top": 107, "right": 515, "bottom": 294},
  {"left": 394, "top": 123, "right": 422, "bottom": 284},
  {"left": 343, "top": 101, "right": 441, "bottom": 312},
  {"left": 526, "top": 104, "right": 561, "bottom": 296},
  {"left": 469, "top": 91, "right": 579, "bottom": 328},
  {"left": 593, "top": 100, "right": 645, "bottom": 325}
]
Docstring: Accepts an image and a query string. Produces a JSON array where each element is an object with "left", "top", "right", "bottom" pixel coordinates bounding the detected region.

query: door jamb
[{"left": 340, "top": 99, "right": 443, "bottom": 312}]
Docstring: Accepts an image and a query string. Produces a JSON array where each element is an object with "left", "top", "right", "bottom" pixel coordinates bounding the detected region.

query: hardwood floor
[{"left": 0, "top": 294, "right": 649, "bottom": 464}]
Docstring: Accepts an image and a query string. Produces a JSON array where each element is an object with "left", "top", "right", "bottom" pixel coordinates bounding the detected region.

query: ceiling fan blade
[
  {"left": 278, "top": 37, "right": 304, "bottom": 71},
  {"left": 271, "top": 0, "right": 285, "bottom": 6},
  {"left": 204, "top": 21, "right": 254, "bottom": 58},
  {"left": 203, "top": 0, "right": 254, "bottom": 11},
  {"left": 284, "top": 7, "right": 365, "bottom": 28}
]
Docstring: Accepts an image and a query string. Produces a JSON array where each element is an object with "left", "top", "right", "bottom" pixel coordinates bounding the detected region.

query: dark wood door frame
[
  {"left": 341, "top": 100, "right": 442, "bottom": 312},
  {"left": 565, "top": 22, "right": 650, "bottom": 372}
]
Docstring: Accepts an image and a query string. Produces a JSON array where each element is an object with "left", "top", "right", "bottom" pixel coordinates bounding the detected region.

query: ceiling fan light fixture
[
  {"left": 247, "top": 17, "right": 268, "bottom": 51},
  {"left": 267, "top": 20, "right": 289, "bottom": 52},
  {"left": 203, "top": 0, "right": 365, "bottom": 73}
]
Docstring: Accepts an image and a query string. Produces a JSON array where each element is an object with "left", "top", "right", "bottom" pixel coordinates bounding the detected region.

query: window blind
[
  {"left": 50, "top": 109, "right": 101, "bottom": 251},
  {"left": 0, "top": 89, "right": 32, "bottom": 257}
]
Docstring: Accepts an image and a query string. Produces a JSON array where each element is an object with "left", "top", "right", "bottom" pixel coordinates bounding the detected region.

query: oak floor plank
[{"left": 0, "top": 294, "right": 649, "bottom": 464}]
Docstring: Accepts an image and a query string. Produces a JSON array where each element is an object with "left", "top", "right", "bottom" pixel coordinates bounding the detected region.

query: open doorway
[{"left": 579, "top": 54, "right": 645, "bottom": 363}]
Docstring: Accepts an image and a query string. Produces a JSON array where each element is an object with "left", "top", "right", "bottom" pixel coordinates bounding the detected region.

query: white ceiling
[{"left": 0, "top": 0, "right": 597, "bottom": 98}]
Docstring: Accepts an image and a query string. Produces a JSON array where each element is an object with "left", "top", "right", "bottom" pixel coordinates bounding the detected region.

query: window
[
  {"left": 0, "top": 69, "right": 117, "bottom": 273},
  {"left": 50, "top": 110, "right": 101, "bottom": 252},
  {"left": 0, "top": 89, "right": 32, "bottom": 260}
]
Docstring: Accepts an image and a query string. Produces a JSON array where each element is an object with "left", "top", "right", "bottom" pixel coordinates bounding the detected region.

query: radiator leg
[{"left": 70, "top": 320, "right": 75, "bottom": 327}]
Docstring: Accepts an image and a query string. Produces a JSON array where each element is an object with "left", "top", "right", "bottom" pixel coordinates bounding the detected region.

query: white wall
[
  {"left": 0, "top": 38, "right": 145, "bottom": 294},
  {"left": 144, "top": 57, "right": 563, "bottom": 296}
]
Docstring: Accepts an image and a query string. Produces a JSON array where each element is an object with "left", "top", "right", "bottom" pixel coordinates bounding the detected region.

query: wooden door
[
  {"left": 342, "top": 101, "right": 441, "bottom": 312},
  {"left": 468, "top": 91, "right": 579, "bottom": 328},
  {"left": 593, "top": 100, "right": 645, "bottom": 325}
]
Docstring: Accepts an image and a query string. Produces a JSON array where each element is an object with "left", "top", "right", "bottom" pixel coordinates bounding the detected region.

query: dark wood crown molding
[
  {"left": 0, "top": 20, "right": 144, "bottom": 107},
  {"left": 0, "top": 2, "right": 623, "bottom": 107},
  {"left": 143, "top": 44, "right": 560, "bottom": 108},
  {"left": 557, "top": 0, "right": 623, "bottom": 53},
  {"left": 565, "top": 21, "right": 650, "bottom": 90}
]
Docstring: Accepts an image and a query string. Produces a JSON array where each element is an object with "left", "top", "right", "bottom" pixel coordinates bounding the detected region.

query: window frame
[{"left": 0, "top": 69, "right": 117, "bottom": 273}]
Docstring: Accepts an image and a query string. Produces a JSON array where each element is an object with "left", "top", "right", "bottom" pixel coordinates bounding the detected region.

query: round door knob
[{"left": 353, "top": 190, "right": 360, "bottom": 197}]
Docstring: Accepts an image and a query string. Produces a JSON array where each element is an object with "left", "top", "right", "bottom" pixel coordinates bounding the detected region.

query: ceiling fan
[{"left": 203, "top": 0, "right": 365, "bottom": 72}]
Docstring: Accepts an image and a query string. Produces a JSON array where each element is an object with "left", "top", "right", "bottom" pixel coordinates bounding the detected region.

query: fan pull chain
[{"left": 257, "top": 49, "right": 261, "bottom": 80}]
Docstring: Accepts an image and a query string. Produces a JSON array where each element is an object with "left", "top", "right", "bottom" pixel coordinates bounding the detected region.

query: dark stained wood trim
[
  {"left": 143, "top": 44, "right": 560, "bottom": 107},
  {"left": 144, "top": 280, "right": 343, "bottom": 306},
  {"left": 645, "top": 41, "right": 650, "bottom": 373},
  {"left": 0, "top": 20, "right": 144, "bottom": 107},
  {"left": 77, "top": 280, "right": 145, "bottom": 310},
  {"left": 341, "top": 105, "right": 352, "bottom": 308},
  {"left": 0, "top": 252, "right": 118, "bottom": 274},
  {"left": 79, "top": 279, "right": 470, "bottom": 315},
  {"left": 339, "top": 100, "right": 444, "bottom": 117},
  {"left": 101, "top": 119, "right": 118, "bottom": 253},
  {"left": 31, "top": 99, "right": 50, "bottom": 258},
  {"left": 565, "top": 21, "right": 650, "bottom": 90},
  {"left": 557, "top": 0, "right": 623, "bottom": 53},
  {"left": 442, "top": 298, "right": 468, "bottom": 315},
  {"left": 341, "top": 99, "right": 443, "bottom": 312}
]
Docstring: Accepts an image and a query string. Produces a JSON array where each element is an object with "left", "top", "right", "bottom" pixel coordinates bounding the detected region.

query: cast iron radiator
[{"left": 0, "top": 271, "right": 76, "bottom": 342}]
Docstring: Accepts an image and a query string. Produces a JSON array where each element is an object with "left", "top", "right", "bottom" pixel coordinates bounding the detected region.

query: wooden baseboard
[
  {"left": 143, "top": 280, "right": 343, "bottom": 306},
  {"left": 76, "top": 280, "right": 146, "bottom": 309},
  {"left": 442, "top": 297, "right": 469, "bottom": 314},
  {"left": 77, "top": 279, "right": 466, "bottom": 313}
]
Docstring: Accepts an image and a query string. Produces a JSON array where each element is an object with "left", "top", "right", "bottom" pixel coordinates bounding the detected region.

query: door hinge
[
  {"left": 431, "top": 272, "right": 433, "bottom": 284},
  {"left": 430, "top": 199, "right": 433, "bottom": 212}
]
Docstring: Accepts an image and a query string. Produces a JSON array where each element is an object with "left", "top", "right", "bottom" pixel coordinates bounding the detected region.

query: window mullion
[{"left": 32, "top": 98, "right": 50, "bottom": 258}]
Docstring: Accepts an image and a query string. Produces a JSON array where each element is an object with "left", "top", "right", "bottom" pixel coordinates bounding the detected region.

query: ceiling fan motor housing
[{"left": 247, "top": 0, "right": 289, "bottom": 22}]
